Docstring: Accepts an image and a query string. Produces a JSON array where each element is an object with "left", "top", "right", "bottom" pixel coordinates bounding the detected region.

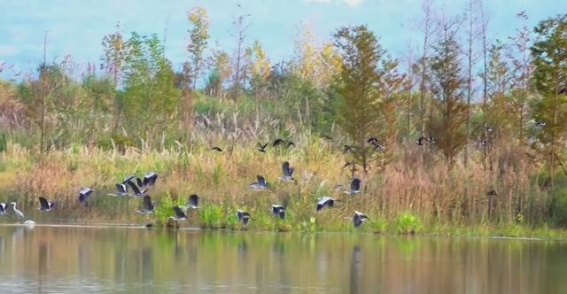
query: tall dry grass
[{"left": 0, "top": 132, "right": 554, "bottom": 234}]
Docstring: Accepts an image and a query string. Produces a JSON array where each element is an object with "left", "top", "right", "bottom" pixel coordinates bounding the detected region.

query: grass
[{"left": 0, "top": 137, "right": 566, "bottom": 239}]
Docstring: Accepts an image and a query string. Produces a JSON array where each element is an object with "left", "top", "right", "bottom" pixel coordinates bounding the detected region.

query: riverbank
[{"left": 0, "top": 139, "right": 565, "bottom": 239}]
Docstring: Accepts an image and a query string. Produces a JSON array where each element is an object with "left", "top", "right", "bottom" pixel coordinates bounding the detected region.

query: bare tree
[{"left": 231, "top": 5, "right": 251, "bottom": 101}]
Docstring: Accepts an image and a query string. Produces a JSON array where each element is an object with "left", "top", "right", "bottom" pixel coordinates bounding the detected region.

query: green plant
[{"left": 396, "top": 212, "right": 422, "bottom": 235}]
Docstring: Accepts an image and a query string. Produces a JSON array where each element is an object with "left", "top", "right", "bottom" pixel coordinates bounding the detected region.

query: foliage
[{"left": 332, "top": 25, "right": 386, "bottom": 172}]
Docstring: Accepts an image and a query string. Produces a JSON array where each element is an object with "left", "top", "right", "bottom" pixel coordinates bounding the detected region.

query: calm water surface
[{"left": 0, "top": 225, "right": 565, "bottom": 293}]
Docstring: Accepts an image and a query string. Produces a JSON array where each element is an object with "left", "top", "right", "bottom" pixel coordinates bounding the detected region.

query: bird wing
[
  {"left": 39, "top": 196, "right": 49, "bottom": 209},
  {"left": 282, "top": 162, "right": 291, "bottom": 177},
  {"left": 189, "top": 194, "right": 199, "bottom": 207},
  {"left": 257, "top": 175, "right": 266, "bottom": 187},
  {"left": 351, "top": 178, "right": 361, "bottom": 192},
  {"left": 127, "top": 181, "right": 142, "bottom": 194},
  {"left": 173, "top": 206, "right": 186, "bottom": 219},
  {"left": 116, "top": 183, "right": 127, "bottom": 193}
]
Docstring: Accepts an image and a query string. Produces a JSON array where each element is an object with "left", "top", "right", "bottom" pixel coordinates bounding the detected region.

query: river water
[{"left": 0, "top": 225, "right": 565, "bottom": 293}]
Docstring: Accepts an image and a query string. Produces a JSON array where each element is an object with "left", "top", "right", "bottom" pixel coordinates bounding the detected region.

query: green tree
[
  {"left": 187, "top": 7, "right": 210, "bottom": 91},
  {"left": 530, "top": 13, "right": 567, "bottom": 189},
  {"left": 333, "top": 25, "right": 386, "bottom": 173},
  {"left": 122, "top": 32, "right": 181, "bottom": 145},
  {"left": 427, "top": 27, "right": 469, "bottom": 166}
]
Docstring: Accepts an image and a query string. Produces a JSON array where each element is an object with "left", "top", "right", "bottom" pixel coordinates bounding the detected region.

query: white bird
[{"left": 9, "top": 202, "right": 24, "bottom": 221}]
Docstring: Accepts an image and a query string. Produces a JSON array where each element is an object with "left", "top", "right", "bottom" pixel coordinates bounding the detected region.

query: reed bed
[{"left": 0, "top": 135, "right": 562, "bottom": 238}]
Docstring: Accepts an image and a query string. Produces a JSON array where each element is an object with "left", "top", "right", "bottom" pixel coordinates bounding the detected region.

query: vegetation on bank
[{"left": 0, "top": 3, "right": 566, "bottom": 237}]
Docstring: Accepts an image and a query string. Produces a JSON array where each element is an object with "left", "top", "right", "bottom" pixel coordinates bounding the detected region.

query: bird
[
  {"left": 211, "top": 146, "right": 223, "bottom": 152},
  {"left": 286, "top": 141, "right": 295, "bottom": 148},
  {"left": 353, "top": 210, "right": 369, "bottom": 228},
  {"left": 9, "top": 202, "right": 24, "bottom": 220},
  {"left": 137, "top": 195, "right": 155, "bottom": 214},
  {"left": 417, "top": 136, "right": 426, "bottom": 146},
  {"left": 142, "top": 172, "right": 158, "bottom": 187},
  {"left": 171, "top": 206, "right": 188, "bottom": 221},
  {"left": 79, "top": 187, "right": 94, "bottom": 203},
  {"left": 317, "top": 197, "right": 336, "bottom": 211},
  {"left": 248, "top": 175, "right": 269, "bottom": 190},
  {"left": 185, "top": 194, "right": 199, "bottom": 210},
  {"left": 344, "top": 178, "right": 361, "bottom": 195},
  {"left": 271, "top": 205, "right": 286, "bottom": 219},
  {"left": 237, "top": 210, "right": 251, "bottom": 226},
  {"left": 257, "top": 142, "right": 269, "bottom": 153},
  {"left": 126, "top": 180, "right": 147, "bottom": 196},
  {"left": 108, "top": 183, "right": 129, "bottom": 197},
  {"left": 38, "top": 196, "right": 55, "bottom": 212},
  {"left": 0, "top": 202, "right": 6, "bottom": 215},
  {"left": 343, "top": 145, "right": 355, "bottom": 153},
  {"left": 278, "top": 161, "right": 295, "bottom": 182},
  {"left": 367, "top": 137, "right": 379, "bottom": 145},
  {"left": 487, "top": 190, "right": 498, "bottom": 197},
  {"left": 273, "top": 138, "right": 285, "bottom": 147}
]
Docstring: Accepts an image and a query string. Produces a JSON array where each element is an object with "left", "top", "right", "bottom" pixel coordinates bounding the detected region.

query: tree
[
  {"left": 333, "top": 25, "right": 386, "bottom": 173},
  {"left": 530, "top": 13, "right": 567, "bottom": 190},
  {"left": 187, "top": 7, "right": 210, "bottom": 91},
  {"left": 101, "top": 23, "right": 126, "bottom": 132},
  {"left": 230, "top": 6, "right": 251, "bottom": 100},
  {"left": 427, "top": 23, "right": 469, "bottom": 166},
  {"left": 507, "top": 11, "right": 534, "bottom": 145},
  {"left": 247, "top": 39, "right": 271, "bottom": 97},
  {"left": 122, "top": 32, "right": 181, "bottom": 145}
]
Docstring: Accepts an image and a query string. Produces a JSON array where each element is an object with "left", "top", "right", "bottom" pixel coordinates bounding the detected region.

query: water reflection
[{"left": 0, "top": 226, "right": 565, "bottom": 293}]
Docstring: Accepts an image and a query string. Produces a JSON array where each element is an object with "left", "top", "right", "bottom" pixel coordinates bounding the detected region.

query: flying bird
[
  {"left": 171, "top": 206, "right": 188, "bottom": 221},
  {"left": 316, "top": 197, "right": 336, "bottom": 211},
  {"left": 279, "top": 161, "right": 295, "bottom": 182},
  {"left": 353, "top": 210, "right": 369, "bottom": 228},
  {"left": 487, "top": 190, "right": 498, "bottom": 197},
  {"left": 249, "top": 175, "right": 269, "bottom": 190},
  {"left": 0, "top": 202, "right": 6, "bottom": 215},
  {"left": 137, "top": 195, "right": 155, "bottom": 214},
  {"left": 126, "top": 180, "right": 147, "bottom": 196},
  {"left": 343, "top": 145, "right": 355, "bottom": 153},
  {"left": 257, "top": 142, "right": 269, "bottom": 153},
  {"left": 185, "top": 194, "right": 200, "bottom": 210},
  {"left": 271, "top": 205, "right": 286, "bottom": 219},
  {"left": 211, "top": 146, "right": 223, "bottom": 152},
  {"left": 143, "top": 172, "right": 158, "bottom": 187},
  {"left": 273, "top": 138, "right": 285, "bottom": 147},
  {"left": 344, "top": 178, "right": 361, "bottom": 195},
  {"left": 237, "top": 210, "right": 251, "bottom": 226},
  {"left": 79, "top": 187, "right": 94, "bottom": 203},
  {"left": 108, "top": 183, "right": 129, "bottom": 197},
  {"left": 38, "top": 197, "right": 55, "bottom": 212}
]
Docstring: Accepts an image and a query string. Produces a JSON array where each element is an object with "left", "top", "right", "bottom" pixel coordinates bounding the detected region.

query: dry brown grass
[{"left": 0, "top": 135, "right": 552, "bottom": 233}]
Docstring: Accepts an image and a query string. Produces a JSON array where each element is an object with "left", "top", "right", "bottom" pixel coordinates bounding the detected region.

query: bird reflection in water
[{"left": 350, "top": 245, "right": 362, "bottom": 294}]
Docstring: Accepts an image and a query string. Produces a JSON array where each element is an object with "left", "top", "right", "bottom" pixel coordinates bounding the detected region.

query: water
[{"left": 0, "top": 225, "right": 565, "bottom": 294}]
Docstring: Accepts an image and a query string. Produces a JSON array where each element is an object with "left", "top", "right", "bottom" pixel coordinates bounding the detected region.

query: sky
[{"left": 0, "top": 0, "right": 562, "bottom": 80}]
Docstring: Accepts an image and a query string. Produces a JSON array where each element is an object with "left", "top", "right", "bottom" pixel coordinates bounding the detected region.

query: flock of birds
[{"left": 0, "top": 136, "right": 374, "bottom": 230}]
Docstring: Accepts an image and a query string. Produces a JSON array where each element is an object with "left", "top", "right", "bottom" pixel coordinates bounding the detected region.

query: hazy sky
[{"left": 0, "top": 0, "right": 560, "bottom": 79}]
